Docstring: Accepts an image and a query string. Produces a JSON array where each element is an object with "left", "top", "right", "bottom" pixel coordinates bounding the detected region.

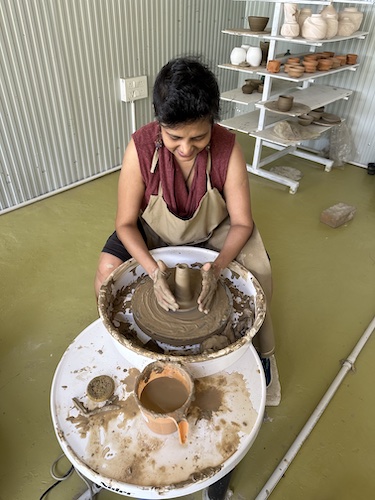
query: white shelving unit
[{"left": 219, "top": 1, "right": 373, "bottom": 193}]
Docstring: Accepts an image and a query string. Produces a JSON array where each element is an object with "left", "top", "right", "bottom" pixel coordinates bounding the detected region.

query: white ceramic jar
[
  {"left": 337, "top": 17, "right": 356, "bottom": 37},
  {"left": 320, "top": 4, "right": 338, "bottom": 20},
  {"left": 302, "top": 14, "right": 327, "bottom": 40},
  {"left": 230, "top": 47, "right": 247, "bottom": 66},
  {"left": 246, "top": 46, "right": 262, "bottom": 67}
]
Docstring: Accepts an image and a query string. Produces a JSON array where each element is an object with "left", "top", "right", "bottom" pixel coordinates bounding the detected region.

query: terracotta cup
[
  {"left": 134, "top": 361, "right": 195, "bottom": 444},
  {"left": 267, "top": 59, "right": 281, "bottom": 73},
  {"left": 346, "top": 53, "right": 358, "bottom": 64}
]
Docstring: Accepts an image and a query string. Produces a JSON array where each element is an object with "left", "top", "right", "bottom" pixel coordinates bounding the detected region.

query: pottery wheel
[{"left": 131, "top": 268, "right": 232, "bottom": 346}]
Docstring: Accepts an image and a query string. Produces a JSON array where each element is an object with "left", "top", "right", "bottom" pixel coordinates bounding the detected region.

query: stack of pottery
[
  {"left": 281, "top": 3, "right": 300, "bottom": 39},
  {"left": 286, "top": 64, "right": 304, "bottom": 78},
  {"left": 317, "top": 58, "right": 333, "bottom": 71},
  {"left": 302, "top": 58, "right": 318, "bottom": 73}
]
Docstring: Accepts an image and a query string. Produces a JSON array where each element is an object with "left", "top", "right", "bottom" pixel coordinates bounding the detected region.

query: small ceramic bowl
[
  {"left": 287, "top": 65, "right": 305, "bottom": 78},
  {"left": 298, "top": 114, "right": 314, "bottom": 126},
  {"left": 248, "top": 16, "right": 269, "bottom": 32},
  {"left": 308, "top": 110, "right": 323, "bottom": 121}
]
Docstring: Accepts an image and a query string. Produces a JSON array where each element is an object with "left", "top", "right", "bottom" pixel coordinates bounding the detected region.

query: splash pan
[{"left": 98, "top": 246, "right": 266, "bottom": 377}]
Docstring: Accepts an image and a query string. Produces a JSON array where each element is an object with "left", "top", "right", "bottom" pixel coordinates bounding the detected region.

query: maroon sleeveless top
[{"left": 132, "top": 122, "right": 236, "bottom": 219}]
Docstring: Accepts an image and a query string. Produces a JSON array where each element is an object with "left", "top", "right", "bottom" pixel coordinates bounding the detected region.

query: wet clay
[
  {"left": 87, "top": 375, "right": 115, "bottom": 402},
  {"left": 140, "top": 377, "right": 189, "bottom": 413},
  {"left": 131, "top": 266, "right": 232, "bottom": 346}
]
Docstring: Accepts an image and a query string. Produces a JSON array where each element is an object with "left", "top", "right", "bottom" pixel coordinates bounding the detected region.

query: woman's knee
[{"left": 94, "top": 252, "right": 123, "bottom": 297}]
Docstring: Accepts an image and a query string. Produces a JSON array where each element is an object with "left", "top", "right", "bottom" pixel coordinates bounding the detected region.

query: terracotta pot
[
  {"left": 331, "top": 57, "right": 341, "bottom": 69},
  {"left": 267, "top": 59, "right": 281, "bottom": 73},
  {"left": 346, "top": 54, "right": 358, "bottom": 65},
  {"left": 302, "top": 60, "right": 318, "bottom": 73},
  {"left": 317, "top": 58, "right": 333, "bottom": 71},
  {"left": 303, "top": 54, "right": 318, "bottom": 62},
  {"left": 322, "top": 51, "right": 335, "bottom": 58},
  {"left": 287, "top": 57, "right": 301, "bottom": 64},
  {"left": 336, "top": 55, "right": 347, "bottom": 66},
  {"left": 287, "top": 66, "right": 305, "bottom": 78}
]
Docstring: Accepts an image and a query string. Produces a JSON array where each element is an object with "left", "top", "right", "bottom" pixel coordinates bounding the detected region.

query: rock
[
  {"left": 320, "top": 202, "right": 356, "bottom": 228},
  {"left": 270, "top": 165, "right": 303, "bottom": 181}
]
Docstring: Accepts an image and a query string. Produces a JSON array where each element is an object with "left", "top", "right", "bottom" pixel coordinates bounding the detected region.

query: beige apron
[{"left": 140, "top": 149, "right": 275, "bottom": 357}]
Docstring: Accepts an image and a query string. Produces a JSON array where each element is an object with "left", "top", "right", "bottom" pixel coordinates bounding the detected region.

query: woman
[{"left": 95, "top": 56, "right": 275, "bottom": 368}]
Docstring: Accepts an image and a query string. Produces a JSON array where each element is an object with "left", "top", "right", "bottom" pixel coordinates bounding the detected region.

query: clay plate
[{"left": 264, "top": 101, "right": 311, "bottom": 116}]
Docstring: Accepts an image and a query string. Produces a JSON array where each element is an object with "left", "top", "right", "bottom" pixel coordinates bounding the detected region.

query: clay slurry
[{"left": 140, "top": 377, "right": 189, "bottom": 413}]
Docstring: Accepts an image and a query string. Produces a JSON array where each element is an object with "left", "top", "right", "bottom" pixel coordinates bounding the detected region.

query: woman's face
[{"left": 160, "top": 119, "right": 212, "bottom": 164}]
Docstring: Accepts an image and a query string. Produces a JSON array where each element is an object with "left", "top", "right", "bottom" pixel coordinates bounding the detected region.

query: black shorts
[{"left": 101, "top": 220, "right": 148, "bottom": 262}]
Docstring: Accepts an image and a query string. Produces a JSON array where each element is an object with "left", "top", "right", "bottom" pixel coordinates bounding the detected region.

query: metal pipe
[{"left": 256, "top": 315, "right": 375, "bottom": 500}]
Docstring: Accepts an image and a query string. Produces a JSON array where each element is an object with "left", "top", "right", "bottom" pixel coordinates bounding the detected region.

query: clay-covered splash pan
[{"left": 98, "top": 246, "right": 266, "bottom": 377}]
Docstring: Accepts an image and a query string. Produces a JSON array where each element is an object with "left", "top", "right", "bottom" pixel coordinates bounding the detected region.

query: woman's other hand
[
  {"left": 198, "top": 262, "right": 219, "bottom": 314},
  {"left": 150, "top": 260, "right": 179, "bottom": 312}
]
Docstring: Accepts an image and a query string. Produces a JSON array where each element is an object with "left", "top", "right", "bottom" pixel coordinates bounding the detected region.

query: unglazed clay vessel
[
  {"left": 337, "top": 17, "right": 356, "bottom": 37},
  {"left": 281, "top": 21, "right": 300, "bottom": 39},
  {"left": 320, "top": 4, "right": 338, "bottom": 20},
  {"left": 277, "top": 95, "right": 294, "bottom": 112},
  {"left": 230, "top": 47, "right": 247, "bottom": 65},
  {"left": 298, "top": 8, "right": 312, "bottom": 31},
  {"left": 246, "top": 46, "right": 262, "bottom": 67},
  {"left": 302, "top": 14, "right": 328, "bottom": 40},
  {"left": 339, "top": 7, "right": 363, "bottom": 32},
  {"left": 325, "top": 14, "right": 339, "bottom": 39},
  {"left": 267, "top": 59, "right": 281, "bottom": 73}
]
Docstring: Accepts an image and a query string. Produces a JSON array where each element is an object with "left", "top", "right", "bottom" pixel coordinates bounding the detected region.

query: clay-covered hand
[
  {"left": 150, "top": 260, "right": 179, "bottom": 312},
  {"left": 198, "top": 262, "right": 219, "bottom": 314}
]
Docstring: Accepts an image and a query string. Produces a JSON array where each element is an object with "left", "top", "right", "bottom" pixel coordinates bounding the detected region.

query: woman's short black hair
[{"left": 153, "top": 56, "right": 220, "bottom": 126}]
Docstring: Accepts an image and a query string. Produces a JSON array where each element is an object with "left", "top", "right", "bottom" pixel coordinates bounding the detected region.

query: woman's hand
[
  {"left": 150, "top": 260, "right": 179, "bottom": 312},
  {"left": 198, "top": 262, "right": 219, "bottom": 314}
]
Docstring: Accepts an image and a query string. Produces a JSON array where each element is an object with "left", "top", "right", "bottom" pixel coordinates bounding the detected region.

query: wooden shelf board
[
  {"left": 220, "top": 110, "right": 283, "bottom": 135},
  {"left": 222, "top": 28, "right": 271, "bottom": 37},
  {"left": 262, "top": 31, "right": 369, "bottom": 46}
]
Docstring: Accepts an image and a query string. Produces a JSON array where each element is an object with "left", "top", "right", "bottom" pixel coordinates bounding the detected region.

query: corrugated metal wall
[
  {"left": 2, "top": 1, "right": 374, "bottom": 212},
  {"left": 0, "top": 0, "right": 243, "bottom": 212}
]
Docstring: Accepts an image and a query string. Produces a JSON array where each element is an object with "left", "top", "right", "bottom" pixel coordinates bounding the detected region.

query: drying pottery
[
  {"left": 242, "top": 80, "right": 258, "bottom": 94},
  {"left": 298, "top": 114, "right": 314, "bottom": 126},
  {"left": 302, "top": 14, "right": 328, "bottom": 40},
  {"left": 308, "top": 110, "right": 323, "bottom": 121},
  {"left": 338, "top": 7, "right": 363, "bottom": 32},
  {"left": 320, "top": 4, "right": 338, "bottom": 20},
  {"left": 248, "top": 16, "right": 269, "bottom": 32},
  {"left": 260, "top": 41, "right": 270, "bottom": 65},
  {"left": 281, "top": 21, "right": 300, "bottom": 39},
  {"left": 277, "top": 95, "right": 294, "bottom": 112},
  {"left": 337, "top": 17, "right": 356, "bottom": 37},
  {"left": 346, "top": 53, "right": 358, "bottom": 65},
  {"left": 246, "top": 46, "right": 262, "bottom": 67},
  {"left": 287, "top": 65, "right": 305, "bottom": 78},
  {"left": 303, "top": 54, "right": 319, "bottom": 61},
  {"left": 336, "top": 55, "right": 347, "bottom": 66},
  {"left": 241, "top": 44, "right": 250, "bottom": 52},
  {"left": 331, "top": 57, "right": 341, "bottom": 69},
  {"left": 302, "top": 60, "right": 318, "bottom": 73},
  {"left": 267, "top": 59, "right": 281, "bottom": 73},
  {"left": 317, "top": 58, "right": 333, "bottom": 71},
  {"left": 230, "top": 47, "right": 247, "bottom": 66},
  {"left": 283, "top": 3, "right": 299, "bottom": 23},
  {"left": 298, "top": 8, "right": 312, "bottom": 30},
  {"left": 134, "top": 361, "right": 194, "bottom": 444},
  {"left": 287, "top": 57, "right": 301, "bottom": 64},
  {"left": 325, "top": 14, "right": 339, "bottom": 39},
  {"left": 322, "top": 51, "right": 335, "bottom": 58}
]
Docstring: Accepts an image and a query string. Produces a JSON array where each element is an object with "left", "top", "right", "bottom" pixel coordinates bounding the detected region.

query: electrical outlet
[{"left": 120, "top": 75, "right": 148, "bottom": 102}]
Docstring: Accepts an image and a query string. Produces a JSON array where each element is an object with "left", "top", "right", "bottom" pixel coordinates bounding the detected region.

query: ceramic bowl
[
  {"left": 308, "top": 110, "right": 323, "bottom": 121},
  {"left": 298, "top": 114, "right": 314, "bottom": 126},
  {"left": 248, "top": 16, "right": 269, "bottom": 32},
  {"left": 287, "top": 65, "right": 305, "bottom": 78}
]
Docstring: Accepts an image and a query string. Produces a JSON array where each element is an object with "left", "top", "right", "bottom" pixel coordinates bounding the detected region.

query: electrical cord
[{"left": 39, "top": 454, "right": 74, "bottom": 499}]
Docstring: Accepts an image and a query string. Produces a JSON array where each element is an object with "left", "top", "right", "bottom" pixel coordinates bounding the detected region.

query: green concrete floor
[{"left": 1, "top": 134, "right": 374, "bottom": 500}]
